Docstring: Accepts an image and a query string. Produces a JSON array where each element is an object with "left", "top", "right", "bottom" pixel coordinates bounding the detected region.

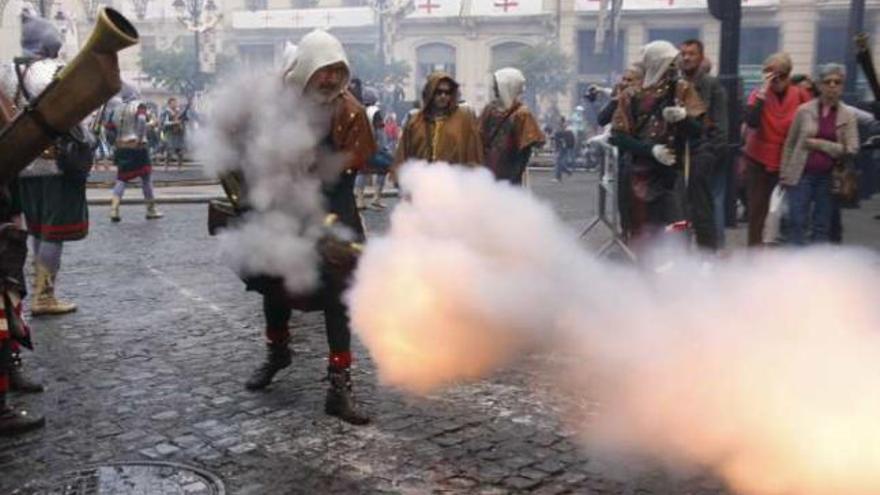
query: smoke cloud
[
  {"left": 348, "top": 162, "right": 880, "bottom": 495},
  {"left": 195, "top": 71, "right": 346, "bottom": 293}
]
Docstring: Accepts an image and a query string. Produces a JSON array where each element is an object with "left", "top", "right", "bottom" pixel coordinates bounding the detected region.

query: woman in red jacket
[{"left": 743, "top": 52, "right": 812, "bottom": 246}]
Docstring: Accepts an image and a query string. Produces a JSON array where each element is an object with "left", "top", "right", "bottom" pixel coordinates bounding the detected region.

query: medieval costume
[
  {"left": 243, "top": 30, "right": 375, "bottom": 425},
  {"left": 160, "top": 98, "right": 185, "bottom": 171},
  {"left": 0, "top": 17, "right": 47, "bottom": 434},
  {"left": 479, "top": 68, "right": 545, "bottom": 184},
  {"left": 0, "top": 182, "right": 45, "bottom": 435},
  {"left": 0, "top": 13, "right": 86, "bottom": 316},
  {"left": 610, "top": 41, "right": 707, "bottom": 248},
  {"left": 109, "top": 85, "right": 163, "bottom": 222},
  {"left": 393, "top": 72, "right": 483, "bottom": 169}
]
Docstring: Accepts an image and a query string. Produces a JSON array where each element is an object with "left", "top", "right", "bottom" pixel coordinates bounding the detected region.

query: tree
[
  {"left": 141, "top": 41, "right": 233, "bottom": 96},
  {"left": 513, "top": 43, "right": 574, "bottom": 110},
  {"left": 347, "top": 48, "right": 411, "bottom": 87},
  {"left": 141, "top": 42, "right": 200, "bottom": 96}
]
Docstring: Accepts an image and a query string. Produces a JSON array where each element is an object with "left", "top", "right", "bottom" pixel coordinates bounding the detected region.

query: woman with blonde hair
[{"left": 743, "top": 52, "right": 812, "bottom": 245}]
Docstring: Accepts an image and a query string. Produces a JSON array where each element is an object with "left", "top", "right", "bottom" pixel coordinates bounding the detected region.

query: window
[
  {"left": 416, "top": 43, "right": 456, "bottom": 84},
  {"left": 815, "top": 24, "right": 847, "bottom": 66},
  {"left": 739, "top": 27, "right": 779, "bottom": 66},
  {"left": 577, "top": 29, "right": 625, "bottom": 75},
  {"left": 491, "top": 42, "right": 530, "bottom": 72},
  {"left": 648, "top": 28, "right": 700, "bottom": 46}
]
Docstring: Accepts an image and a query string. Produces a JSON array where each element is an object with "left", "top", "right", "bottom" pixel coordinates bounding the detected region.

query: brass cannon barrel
[{"left": 0, "top": 7, "right": 138, "bottom": 183}]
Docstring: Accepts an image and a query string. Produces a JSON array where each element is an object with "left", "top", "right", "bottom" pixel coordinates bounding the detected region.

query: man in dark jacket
[{"left": 680, "top": 39, "right": 728, "bottom": 250}]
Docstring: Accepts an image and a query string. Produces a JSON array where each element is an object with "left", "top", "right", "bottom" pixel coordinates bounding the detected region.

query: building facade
[{"left": 0, "top": 0, "right": 879, "bottom": 114}]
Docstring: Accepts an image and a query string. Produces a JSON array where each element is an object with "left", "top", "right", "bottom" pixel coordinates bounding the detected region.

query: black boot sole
[
  {"left": 0, "top": 416, "right": 46, "bottom": 436},
  {"left": 324, "top": 398, "right": 370, "bottom": 425}
]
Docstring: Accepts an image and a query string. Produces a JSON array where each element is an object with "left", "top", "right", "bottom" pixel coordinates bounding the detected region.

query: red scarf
[{"left": 744, "top": 85, "right": 812, "bottom": 171}]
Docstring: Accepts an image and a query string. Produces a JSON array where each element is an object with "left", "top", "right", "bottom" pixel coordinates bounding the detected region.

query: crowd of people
[
  {"left": 0, "top": 11, "right": 875, "bottom": 437},
  {"left": 575, "top": 39, "right": 876, "bottom": 252}
]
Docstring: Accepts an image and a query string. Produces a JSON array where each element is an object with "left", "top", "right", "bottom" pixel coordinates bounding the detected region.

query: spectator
[
  {"left": 680, "top": 39, "right": 728, "bottom": 250},
  {"left": 743, "top": 52, "right": 812, "bottom": 246},
  {"left": 553, "top": 117, "right": 576, "bottom": 182},
  {"left": 780, "top": 64, "right": 859, "bottom": 245}
]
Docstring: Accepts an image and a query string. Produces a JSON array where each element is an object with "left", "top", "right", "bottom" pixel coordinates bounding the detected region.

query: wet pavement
[{"left": 2, "top": 169, "right": 878, "bottom": 494}]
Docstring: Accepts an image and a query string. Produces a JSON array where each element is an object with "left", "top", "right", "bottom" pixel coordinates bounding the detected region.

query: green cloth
[{"left": 19, "top": 175, "right": 89, "bottom": 242}]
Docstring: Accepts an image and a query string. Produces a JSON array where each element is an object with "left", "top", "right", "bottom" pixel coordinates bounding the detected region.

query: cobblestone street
[{"left": 2, "top": 169, "right": 878, "bottom": 494}]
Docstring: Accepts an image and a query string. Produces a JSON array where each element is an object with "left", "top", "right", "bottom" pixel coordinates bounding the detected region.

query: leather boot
[
  {"left": 0, "top": 392, "right": 45, "bottom": 436},
  {"left": 110, "top": 195, "right": 121, "bottom": 222},
  {"left": 245, "top": 342, "right": 292, "bottom": 390},
  {"left": 30, "top": 263, "right": 76, "bottom": 316},
  {"left": 324, "top": 367, "right": 370, "bottom": 425},
  {"left": 145, "top": 200, "right": 164, "bottom": 220},
  {"left": 9, "top": 352, "right": 43, "bottom": 393}
]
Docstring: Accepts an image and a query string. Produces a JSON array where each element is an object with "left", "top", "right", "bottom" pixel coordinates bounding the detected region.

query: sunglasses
[
  {"left": 435, "top": 89, "right": 453, "bottom": 96},
  {"left": 823, "top": 79, "right": 843, "bottom": 86}
]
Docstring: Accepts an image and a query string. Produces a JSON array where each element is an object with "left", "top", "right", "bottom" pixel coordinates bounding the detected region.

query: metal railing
[{"left": 579, "top": 134, "right": 636, "bottom": 260}]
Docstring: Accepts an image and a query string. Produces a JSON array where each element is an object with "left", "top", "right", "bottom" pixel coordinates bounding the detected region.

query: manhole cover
[{"left": 15, "top": 461, "right": 225, "bottom": 495}]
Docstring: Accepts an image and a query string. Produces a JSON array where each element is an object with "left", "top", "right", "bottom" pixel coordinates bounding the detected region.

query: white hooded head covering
[
  {"left": 493, "top": 67, "right": 525, "bottom": 110},
  {"left": 281, "top": 41, "right": 298, "bottom": 72},
  {"left": 641, "top": 40, "right": 680, "bottom": 88},
  {"left": 281, "top": 29, "right": 350, "bottom": 101}
]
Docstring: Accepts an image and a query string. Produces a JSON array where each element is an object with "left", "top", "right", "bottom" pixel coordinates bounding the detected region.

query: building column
[
  {"left": 0, "top": 0, "right": 22, "bottom": 62},
  {"left": 557, "top": 0, "right": 577, "bottom": 115},
  {"left": 778, "top": 0, "right": 819, "bottom": 74},
  {"left": 623, "top": 22, "right": 645, "bottom": 70},
  {"left": 702, "top": 20, "right": 722, "bottom": 72}
]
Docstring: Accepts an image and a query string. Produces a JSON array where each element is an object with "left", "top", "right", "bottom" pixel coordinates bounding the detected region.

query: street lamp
[{"left": 172, "top": 0, "right": 222, "bottom": 93}]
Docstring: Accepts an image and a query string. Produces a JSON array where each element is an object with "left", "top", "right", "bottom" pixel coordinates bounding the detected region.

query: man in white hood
[
  {"left": 609, "top": 40, "right": 707, "bottom": 250},
  {"left": 479, "top": 67, "right": 545, "bottom": 184},
  {"left": 245, "top": 29, "right": 375, "bottom": 425}
]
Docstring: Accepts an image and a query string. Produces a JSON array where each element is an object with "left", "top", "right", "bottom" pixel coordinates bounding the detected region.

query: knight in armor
[
  {"left": 0, "top": 13, "right": 88, "bottom": 316},
  {"left": 242, "top": 30, "right": 376, "bottom": 425},
  {"left": 479, "top": 67, "right": 545, "bottom": 185},
  {"left": 108, "top": 84, "right": 163, "bottom": 222},
  {"left": 610, "top": 40, "right": 707, "bottom": 249}
]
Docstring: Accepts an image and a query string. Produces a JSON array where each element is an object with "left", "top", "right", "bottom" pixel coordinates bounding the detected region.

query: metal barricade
[{"left": 580, "top": 135, "right": 636, "bottom": 260}]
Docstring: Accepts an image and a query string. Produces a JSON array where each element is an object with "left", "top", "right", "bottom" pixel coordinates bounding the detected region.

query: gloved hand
[
  {"left": 652, "top": 144, "right": 676, "bottom": 166},
  {"left": 662, "top": 106, "right": 687, "bottom": 123}
]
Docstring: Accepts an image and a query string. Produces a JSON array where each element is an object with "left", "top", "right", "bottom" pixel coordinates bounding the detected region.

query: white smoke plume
[
  {"left": 195, "top": 71, "right": 346, "bottom": 293},
  {"left": 348, "top": 162, "right": 880, "bottom": 495}
]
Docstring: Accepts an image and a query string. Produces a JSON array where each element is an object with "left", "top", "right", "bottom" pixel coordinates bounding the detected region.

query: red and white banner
[
  {"left": 575, "top": 0, "right": 779, "bottom": 11},
  {"left": 470, "top": 0, "right": 544, "bottom": 16},
  {"left": 232, "top": 7, "right": 375, "bottom": 30},
  {"left": 409, "top": 0, "right": 462, "bottom": 17}
]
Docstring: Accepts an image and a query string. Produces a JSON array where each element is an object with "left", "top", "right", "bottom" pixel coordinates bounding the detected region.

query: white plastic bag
[{"left": 763, "top": 185, "right": 788, "bottom": 244}]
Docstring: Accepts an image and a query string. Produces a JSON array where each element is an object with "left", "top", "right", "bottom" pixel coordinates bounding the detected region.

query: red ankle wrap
[
  {"left": 329, "top": 351, "right": 352, "bottom": 370},
  {"left": 0, "top": 374, "right": 8, "bottom": 393}
]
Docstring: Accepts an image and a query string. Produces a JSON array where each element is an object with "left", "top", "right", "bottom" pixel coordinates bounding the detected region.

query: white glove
[
  {"left": 662, "top": 106, "right": 687, "bottom": 123},
  {"left": 652, "top": 145, "right": 676, "bottom": 166}
]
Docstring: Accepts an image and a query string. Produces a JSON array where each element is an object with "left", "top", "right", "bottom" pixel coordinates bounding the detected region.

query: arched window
[
  {"left": 491, "top": 41, "right": 529, "bottom": 72},
  {"left": 416, "top": 42, "right": 456, "bottom": 86}
]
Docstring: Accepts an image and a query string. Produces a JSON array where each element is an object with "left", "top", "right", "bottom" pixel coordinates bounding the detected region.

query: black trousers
[
  {"left": 260, "top": 171, "right": 360, "bottom": 355},
  {"left": 687, "top": 152, "right": 718, "bottom": 250},
  {"left": 263, "top": 292, "right": 350, "bottom": 354}
]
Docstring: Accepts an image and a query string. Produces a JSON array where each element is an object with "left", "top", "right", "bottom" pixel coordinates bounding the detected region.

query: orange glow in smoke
[{"left": 349, "top": 163, "right": 880, "bottom": 495}]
